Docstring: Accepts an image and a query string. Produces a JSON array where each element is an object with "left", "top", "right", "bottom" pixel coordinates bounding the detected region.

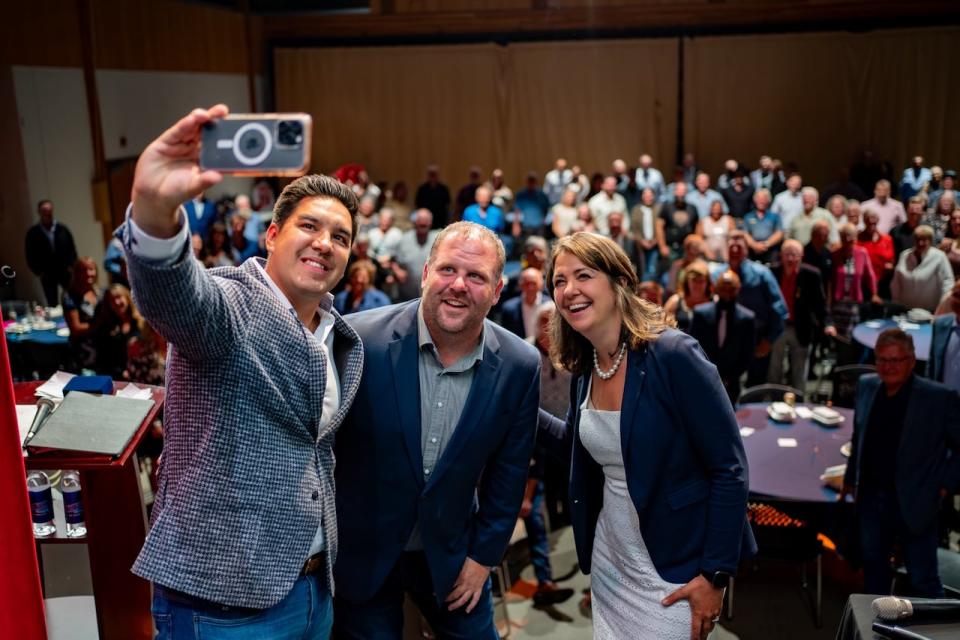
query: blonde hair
[{"left": 547, "top": 233, "right": 674, "bottom": 374}]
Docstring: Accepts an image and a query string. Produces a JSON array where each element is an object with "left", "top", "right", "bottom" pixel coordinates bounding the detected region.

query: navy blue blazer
[
  {"left": 335, "top": 300, "right": 541, "bottom": 604},
  {"left": 927, "top": 314, "right": 956, "bottom": 383},
  {"left": 541, "top": 329, "right": 756, "bottom": 582},
  {"left": 183, "top": 199, "right": 217, "bottom": 239},
  {"left": 689, "top": 302, "right": 756, "bottom": 382},
  {"left": 499, "top": 296, "right": 526, "bottom": 339},
  {"left": 843, "top": 374, "right": 960, "bottom": 535}
]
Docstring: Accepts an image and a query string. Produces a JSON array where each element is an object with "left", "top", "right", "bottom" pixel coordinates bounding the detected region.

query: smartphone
[{"left": 200, "top": 113, "right": 312, "bottom": 176}]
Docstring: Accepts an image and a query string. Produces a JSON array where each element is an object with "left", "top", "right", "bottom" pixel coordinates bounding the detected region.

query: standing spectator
[
  {"left": 750, "top": 155, "right": 784, "bottom": 194},
  {"left": 543, "top": 158, "right": 572, "bottom": 206},
  {"left": 900, "top": 155, "right": 932, "bottom": 201},
  {"left": 663, "top": 259, "right": 713, "bottom": 333},
  {"left": 62, "top": 257, "right": 100, "bottom": 370},
  {"left": 697, "top": 200, "right": 736, "bottom": 262},
  {"left": 788, "top": 187, "right": 836, "bottom": 246},
  {"left": 392, "top": 209, "right": 439, "bottom": 301},
  {"left": 334, "top": 260, "right": 391, "bottom": 316},
  {"left": 665, "top": 233, "right": 707, "bottom": 296},
  {"left": 607, "top": 211, "right": 640, "bottom": 271},
  {"left": 619, "top": 169, "right": 643, "bottom": 211},
  {"left": 611, "top": 158, "right": 630, "bottom": 190},
  {"left": 415, "top": 165, "right": 451, "bottom": 228},
  {"left": 24, "top": 199, "right": 78, "bottom": 306},
  {"left": 927, "top": 170, "right": 956, "bottom": 211},
  {"left": 630, "top": 188, "right": 661, "bottom": 281},
  {"left": 803, "top": 220, "right": 833, "bottom": 288},
  {"left": 861, "top": 179, "right": 906, "bottom": 234},
  {"left": 656, "top": 182, "right": 697, "bottom": 265},
  {"left": 550, "top": 188, "right": 579, "bottom": 238},
  {"left": 690, "top": 270, "right": 756, "bottom": 405},
  {"left": 369, "top": 207, "right": 404, "bottom": 262},
  {"left": 681, "top": 151, "right": 699, "bottom": 185},
  {"left": 126, "top": 315, "right": 167, "bottom": 386},
  {"left": 717, "top": 231, "right": 789, "bottom": 387},
  {"left": 454, "top": 166, "right": 483, "bottom": 220},
  {"left": 769, "top": 240, "right": 834, "bottom": 391},
  {"left": 514, "top": 172, "right": 550, "bottom": 236},
  {"left": 500, "top": 268, "right": 544, "bottom": 340},
  {"left": 486, "top": 168, "right": 514, "bottom": 213},
  {"left": 716, "top": 159, "right": 745, "bottom": 191},
  {"left": 183, "top": 190, "right": 217, "bottom": 239},
  {"left": 858, "top": 209, "right": 896, "bottom": 298},
  {"left": 228, "top": 194, "right": 262, "bottom": 263},
  {"left": 355, "top": 195, "right": 379, "bottom": 236},
  {"left": 923, "top": 190, "right": 957, "bottom": 243},
  {"left": 573, "top": 203, "right": 596, "bottom": 234},
  {"left": 462, "top": 185, "right": 504, "bottom": 234},
  {"left": 568, "top": 165, "right": 591, "bottom": 203},
  {"left": 686, "top": 172, "right": 725, "bottom": 219},
  {"left": 830, "top": 224, "right": 881, "bottom": 340},
  {"left": 634, "top": 153, "right": 665, "bottom": 201},
  {"left": 383, "top": 181, "right": 413, "bottom": 230},
  {"left": 892, "top": 196, "right": 926, "bottom": 261},
  {"left": 588, "top": 175, "right": 628, "bottom": 236},
  {"left": 200, "top": 222, "right": 236, "bottom": 269},
  {"left": 250, "top": 179, "right": 276, "bottom": 214},
  {"left": 638, "top": 281, "right": 664, "bottom": 306},
  {"left": 772, "top": 173, "right": 804, "bottom": 232},
  {"left": 941, "top": 211, "right": 960, "bottom": 278},
  {"left": 840, "top": 329, "right": 960, "bottom": 597},
  {"left": 826, "top": 194, "right": 850, "bottom": 229},
  {"left": 928, "top": 279, "right": 960, "bottom": 392},
  {"left": 94, "top": 284, "right": 139, "bottom": 379},
  {"left": 721, "top": 169, "right": 755, "bottom": 219},
  {"left": 661, "top": 166, "right": 689, "bottom": 203},
  {"left": 742, "top": 188, "right": 784, "bottom": 264},
  {"left": 846, "top": 200, "right": 865, "bottom": 232},
  {"left": 891, "top": 226, "right": 955, "bottom": 313}
]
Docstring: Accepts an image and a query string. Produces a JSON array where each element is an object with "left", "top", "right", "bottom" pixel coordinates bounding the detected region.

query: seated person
[
  {"left": 663, "top": 259, "right": 713, "bottom": 333},
  {"left": 94, "top": 284, "right": 140, "bottom": 379},
  {"left": 200, "top": 221, "right": 237, "bottom": 268},
  {"left": 891, "top": 225, "right": 954, "bottom": 313},
  {"left": 62, "top": 256, "right": 101, "bottom": 370},
  {"left": 333, "top": 260, "right": 391, "bottom": 316},
  {"left": 462, "top": 185, "right": 504, "bottom": 233},
  {"left": 638, "top": 280, "right": 664, "bottom": 306}
]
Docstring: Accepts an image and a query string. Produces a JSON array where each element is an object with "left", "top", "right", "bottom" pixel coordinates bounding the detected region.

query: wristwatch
[{"left": 700, "top": 570, "right": 732, "bottom": 588}]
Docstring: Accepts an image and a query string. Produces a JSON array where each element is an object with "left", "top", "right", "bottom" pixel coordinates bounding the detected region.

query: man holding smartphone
[{"left": 120, "top": 105, "right": 363, "bottom": 638}]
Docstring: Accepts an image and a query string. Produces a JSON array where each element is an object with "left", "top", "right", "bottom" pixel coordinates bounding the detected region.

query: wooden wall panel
[{"left": 1, "top": 1, "right": 82, "bottom": 67}]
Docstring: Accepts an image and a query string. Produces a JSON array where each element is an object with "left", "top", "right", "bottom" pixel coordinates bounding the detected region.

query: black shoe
[{"left": 533, "top": 587, "right": 575, "bottom": 607}]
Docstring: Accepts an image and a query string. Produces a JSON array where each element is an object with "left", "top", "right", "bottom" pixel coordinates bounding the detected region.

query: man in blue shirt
[
  {"left": 462, "top": 186, "right": 504, "bottom": 234},
  {"left": 900, "top": 156, "right": 933, "bottom": 201},
  {"left": 742, "top": 189, "right": 784, "bottom": 265},
  {"left": 686, "top": 172, "right": 726, "bottom": 219},
  {"left": 513, "top": 173, "right": 550, "bottom": 236}
]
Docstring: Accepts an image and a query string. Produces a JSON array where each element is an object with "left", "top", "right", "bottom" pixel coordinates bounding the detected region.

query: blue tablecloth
[
  {"left": 5, "top": 324, "right": 69, "bottom": 346},
  {"left": 852, "top": 318, "right": 932, "bottom": 361}
]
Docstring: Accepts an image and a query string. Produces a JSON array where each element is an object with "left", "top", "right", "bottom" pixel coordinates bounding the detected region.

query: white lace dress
[{"left": 580, "top": 388, "right": 704, "bottom": 639}]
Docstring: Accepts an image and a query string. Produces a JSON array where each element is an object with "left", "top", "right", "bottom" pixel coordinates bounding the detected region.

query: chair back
[
  {"left": 738, "top": 384, "right": 804, "bottom": 405},
  {"left": 830, "top": 365, "right": 876, "bottom": 409}
]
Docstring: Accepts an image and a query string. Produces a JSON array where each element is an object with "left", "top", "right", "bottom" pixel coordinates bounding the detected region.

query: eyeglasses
[{"left": 876, "top": 356, "right": 913, "bottom": 365}]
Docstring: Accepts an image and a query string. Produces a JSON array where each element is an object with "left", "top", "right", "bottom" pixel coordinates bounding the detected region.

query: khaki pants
[{"left": 768, "top": 325, "right": 809, "bottom": 392}]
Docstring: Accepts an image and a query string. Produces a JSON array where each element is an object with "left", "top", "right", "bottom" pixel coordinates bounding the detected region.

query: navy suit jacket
[
  {"left": 540, "top": 329, "right": 756, "bottom": 582},
  {"left": 689, "top": 302, "right": 756, "bottom": 383},
  {"left": 844, "top": 374, "right": 960, "bottom": 534},
  {"left": 183, "top": 199, "right": 217, "bottom": 239},
  {"left": 499, "top": 296, "right": 526, "bottom": 339},
  {"left": 927, "top": 314, "right": 956, "bottom": 383},
  {"left": 335, "top": 300, "right": 541, "bottom": 604}
]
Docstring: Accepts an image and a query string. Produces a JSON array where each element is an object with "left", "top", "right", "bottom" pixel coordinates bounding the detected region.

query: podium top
[{"left": 15, "top": 380, "right": 164, "bottom": 470}]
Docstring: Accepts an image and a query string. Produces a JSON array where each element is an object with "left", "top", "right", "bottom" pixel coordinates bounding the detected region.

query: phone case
[{"left": 199, "top": 113, "right": 312, "bottom": 177}]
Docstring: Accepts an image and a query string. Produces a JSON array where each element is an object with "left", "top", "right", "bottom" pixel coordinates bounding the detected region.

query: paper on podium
[
  {"left": 27, "top": 392, "right": 154, "bottom": 456},
  {"left": 16, "top": 405, "right": 38, "bottom": 456},
  {"left": 34, "top": 371, "right": 76, "bottom": 400}
]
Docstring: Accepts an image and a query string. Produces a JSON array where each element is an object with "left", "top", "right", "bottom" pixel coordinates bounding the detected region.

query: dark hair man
[{"left": 24, "top": 199, "right": 78, "bottom": 305}]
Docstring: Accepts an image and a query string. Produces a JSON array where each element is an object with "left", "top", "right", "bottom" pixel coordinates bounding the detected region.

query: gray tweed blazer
[{"left": 121, "top": 229, "right": 363, "bottom": 609}]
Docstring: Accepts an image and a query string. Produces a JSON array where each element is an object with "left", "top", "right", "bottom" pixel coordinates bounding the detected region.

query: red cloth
[
  {"left": 857, "top": 232, "right": 895, "bottom": 283},
  {"left": 830, "top": 245, "right": 878, "bottom": 302},
  {"left": 780, "top": 270, "right": 797, "bottom": 321}
]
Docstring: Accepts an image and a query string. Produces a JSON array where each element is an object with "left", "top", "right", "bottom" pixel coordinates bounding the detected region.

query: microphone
[
  {"left": 872, "top": 596, "right": 960, "bottom": 622},
  {"left": 871, "top": 621, "right": 934, "bottom": 640},
  {"left": 22, "top": 397, "right": 55, "bottom": 447}
]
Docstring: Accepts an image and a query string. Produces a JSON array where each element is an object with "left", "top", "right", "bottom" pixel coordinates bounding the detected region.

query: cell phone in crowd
[{"left": 200, "top": 113, "right": 312, "bottom": 176}]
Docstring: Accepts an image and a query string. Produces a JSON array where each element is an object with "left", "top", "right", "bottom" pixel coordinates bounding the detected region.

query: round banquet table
[
  {"left": 736, "top": 402, "right": 854, "bottom": 503},
  {"left": 852, "top": 318, "right": 932, "bottom": 361}
]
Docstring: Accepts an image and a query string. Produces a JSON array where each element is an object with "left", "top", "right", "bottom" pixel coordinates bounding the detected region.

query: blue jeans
[
  {"left": 333, "top": 551, "right": 498, "bottom": 640},
  {"left": 523, "top": 482, "right": 552, "bottom": 584},
  {"left": 639, "top": 248, "right": 660, "bottom": 282},
  {"left": 152, "top": 575, "right": 332, "bottom": 640},
  {"left": 858, "top": 487, "right": 944, "bottom": 597}
]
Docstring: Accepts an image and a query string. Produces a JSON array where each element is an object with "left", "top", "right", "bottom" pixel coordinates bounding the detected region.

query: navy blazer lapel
[
  {"left": 426, "top": 325, "right": 503, "bottom": 489},
  {"left": 620, "top": 348, "right": 647, "bottom": 471},
  {"left": 389, "top": 307, "right": 425, "bottom": 489}
]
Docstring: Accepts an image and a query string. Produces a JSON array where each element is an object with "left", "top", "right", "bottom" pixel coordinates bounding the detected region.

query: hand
[
  {"left": 659, "top": 245, "right": 670, "bottom": 258},
  {"left": 870, "top": 294, "right": 884, "bottom": 305},
  {"left": 445, "top": 557, "right": 490, "bottom": 613},
  {"left": 519, "top": 498, "right": 533, "bottom": 519},
  {"left": 940, "top": 239, "right": 953, "bottom": 252},
  {"left": 131, "top": 104, "right": 228, "bottom": 238},
  {"left": 824, "top": 325, "right": 837, "bottom": 338},
  {"left": 661, "top": 574, "right": 724, "bottom": 640},
  {"left": 754, "top": 339, "right": 771, "bottom": 358},
  {"left": 838, "top": 484, "right": 856, "bottom": 502}
]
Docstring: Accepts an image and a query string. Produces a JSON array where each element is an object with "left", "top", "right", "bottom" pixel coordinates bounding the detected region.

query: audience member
[
  {"left": 126, "top": 314, "right": 167, "bottom": 386},
  {"left": 697, "top": 199, "right": 736, "bottom": 262},
  {"left": 941, "top": 211, "right": 960, "bottom": 278},
  {"left": 928, "top": 279, "right": 960, "bottom": 393},
  {"left": 355, "top": 195, "right": 379, "bottom": 236},
  {"left": 368, "top": 207, "right": 403, "bottom": 262},
  {"left": 772, "top": 173, "right": 804, "bottom": 232},
  {"left": 543, "top": 158, "right": 572, "bottom": 206},
  {"left": 454, "top": 166, "right": 482, "bottom": 220},
  {"left": 927, "top": 170, "right": 956, "bottom": 211},
  {"left": 200, "top": 222, "right": 236, "bottom": 268},
  {"left": 825, "top": 194, "right": 849, "bottom": 229},
  {"left": 663, "top": 259, "right": 712, "bottom": 333},
  {"left": 183, "top": 190, "right": 216, "bottom": 240},
  {"left": 900, "top": 155, "right": 933, "bottom": 201},
  {"left": 681, "top": 151, "right": 699, "bottom": 185},
  {"left": 392, "top": 209, "right": 439, "bottom": 300},
  {"left": 892, "top": 196, "right": 925, "bottom": 260},
  {"left": 501, "top": 268, "right": 544, "bottom": 339},
  {"left": 383, "top": 181, "right": 413, "bottom": 230},
  {"left": 924, "top": 189, "right": 957, "bottom": 243},
  {"left": 24, "top": 199, "right": 78, "bottom": 306},
  {"left": 634, "top": 153, "right": 665, "bottom": 201},
  {"left": 742, "top": 188, "right": 784, "bottom": 264},
  {"left": 619, "top": 168, "right": 643, "bottom": 211},
  {"left": 334, "top": 260, "right": 391, "bottom": 315},
  {"left": 768, "top": 240, "right": 834, "bottom": 391},
  {"left": 846, "top": 200, "right": 864, "bottom": 231},
  {"left": 462, "top": 185, "right": 505, "bottom": 233},
  {"left": 550, "top": 188, "right": 579, "bottom": 238},
  {"left": 415, "top": 165, "right": 451, "bottom": 228},
  {"left": 62, "top": 256, "right": 100, "bottom": 370},
  {"left": 250, "top": 179, "right": 276, "bottom": 213},
  {"left": 788, "top": 186, "right": 836, "bottom": 246},
  {"left": 830, "top": 224, "right": 881, "bottom": 340},
  {"left": 686, "top": 171, "right": 725, "bottom": 219},
  {"left": 716, "top": 159, "right": 744, "bottom": 191},
  {"left": 630, "top": 188, "right": 660, "bottom": 281},
  {"left": 568, "top": 165, "right": 591, "bottom": 203},
  {"left": 665, "top": 234, "right": 706, "bottom": 296},
  {"left": 588, "top": 175, "right": 628, "bottom": 235},
  {"left": 514, "top": 172, "right": 551, "bottom": 235},
  {"left": 749, "top": 155, "right": 783, "bottom": 193},
  {"left": 606, "top": 211, "right": 639, "bottom": 271},
  {"left": 103, "top": 236, "right": 128, "bottom": 286},
  {"left": 721, "top": 169, "right": 755, "bottom": 219},
  {"left": 858, "top": 209, "right": 895, "bottom": 297},
  {"left": 574, "top": 203, "right": 597, "bottom": 234},
  {"left": 690, "top": 270, "right": 756, "bottom": 405},
  {"left": 891, "top": 225, "right": 954, "bottom": 313},
  {"left": 656, "top": 182, "right": 697, "bottom": 264},
  {"left": 611, "top": 158, "right": 630, "bottom": 190},
  {"left": 228, "top": 195, "right": 262, "bottom": 263},
  {"left": 840, "top": 329, "right": 960, "bottom": 597},
  {"left": 861, "top": 179, "right": 906, "bottom": 234},
  {"left": 802, "top": 220, "right": 833, "bottom": 287},
  {"left": 94, "top": 284, "right": 139, "bottom": 379},
  {"left": 638, "top": 280, "right": 664, "bottom": 306},
  {"left": 486, "top": 168, "right": 514, "bottom": 213}
]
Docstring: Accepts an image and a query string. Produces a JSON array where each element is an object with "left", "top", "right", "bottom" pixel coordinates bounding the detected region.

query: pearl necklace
[{"left": 593, "top": 342, "right": 627, "bottom": 380}]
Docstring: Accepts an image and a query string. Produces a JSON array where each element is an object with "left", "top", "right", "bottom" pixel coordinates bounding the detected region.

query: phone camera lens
[
  {"left": 278, "top": 120, "right": 304, "bottom": 147},
  {"left": 238, "top": 128, "right": 265, "bottom": 153}
]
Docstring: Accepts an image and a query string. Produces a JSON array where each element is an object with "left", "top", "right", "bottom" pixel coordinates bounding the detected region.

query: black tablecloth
[{"left": 836, "top": 594, "right": 960, "bottom": 640}]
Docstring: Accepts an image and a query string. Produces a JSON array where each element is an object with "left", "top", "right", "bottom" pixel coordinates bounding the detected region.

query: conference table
[
  {"left": 852, "top": 318, "right": 933, "bottom": 361},
  {"left": 4, "top": 319, "right": 70, "bottom": 379}
]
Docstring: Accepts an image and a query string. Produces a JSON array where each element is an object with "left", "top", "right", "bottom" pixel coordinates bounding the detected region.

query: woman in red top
[
  {"left": 831, "top": 223, "right": 882, "bottom": 339},
  {"left": 858, "top": 209, "right": 895, "bottom": 297}
]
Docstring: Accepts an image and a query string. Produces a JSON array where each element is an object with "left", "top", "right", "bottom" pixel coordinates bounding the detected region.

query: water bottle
[
  {"left": 62, "top": 470, "right": 87, "bottom": 538},
  {"left": 27, "top": 471, "right": 56, "bottom": 537}
]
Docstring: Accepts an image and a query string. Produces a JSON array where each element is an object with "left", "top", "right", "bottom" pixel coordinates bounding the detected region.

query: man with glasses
[{"left": 840, "top": 329, "right": 960, "bottom": 596}]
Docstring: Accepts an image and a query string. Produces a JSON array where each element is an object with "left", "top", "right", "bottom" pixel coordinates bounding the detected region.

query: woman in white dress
[{"left": 542, "top": 232, "right": 754, "bottom": 639}]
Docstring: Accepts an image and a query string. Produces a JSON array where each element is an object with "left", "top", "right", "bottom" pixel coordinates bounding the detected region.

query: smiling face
[
  {"left": 264, "top": 196, "right": 353, "bottom": 309},
  {"left": 421, "top": 234, "right": 503, "bottom": 338},
  {"left": 551, "top": 251, "right": 622, "bottom": 344}
]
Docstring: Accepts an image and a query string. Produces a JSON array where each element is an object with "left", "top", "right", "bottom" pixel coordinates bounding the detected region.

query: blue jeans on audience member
[
  {"left": 523, "top": 481, "right": 553, "bottom": 585},
  {"left": 333, "top": 551, "right": 498, "bottom": 640},
  {"left": 639, "top": 249, "right": 660, "bottom": 282},
  {"left": 152, "top": 574, "right": 332, "bottom": 640},
  {"left": 858, "top": 486, "right": 944, "bottom": 598}
]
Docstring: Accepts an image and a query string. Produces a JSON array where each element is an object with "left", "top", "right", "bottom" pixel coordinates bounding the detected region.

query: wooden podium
[{"left": 16, "top": 380, "right": 164, "bottom": 640}]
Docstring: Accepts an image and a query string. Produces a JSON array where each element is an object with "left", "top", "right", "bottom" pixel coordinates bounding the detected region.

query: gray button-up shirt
[{"left": 406, "top": 304, "right": 485, "bottom": 550}]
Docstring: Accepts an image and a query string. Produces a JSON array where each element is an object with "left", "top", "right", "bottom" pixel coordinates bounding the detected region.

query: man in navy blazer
[
  {"left": 928, "top": 279, "right": 960, "bottom": 393},
  {"left": 182, "top": 191, "right": 217, "bottom": 239},
  {"left": 334, "top": 222, "right": 540, "bottom": 638},
  {"left": 841, "top": 328, "right": 960, "bottom": 596},
  {"left": 690, "top": 270, "right": 757, "bottom": 405},
  {"left": 499, "top": 267, "right": 544, "bottom": 339}
]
